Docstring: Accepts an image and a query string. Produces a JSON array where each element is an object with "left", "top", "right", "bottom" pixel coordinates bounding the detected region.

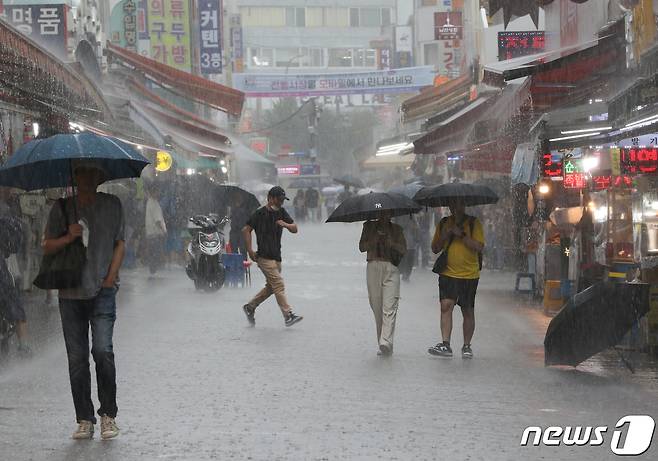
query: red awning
[
  {"left": 106, "top": 43, "right": 244, "bottom": 116},
  {"left": 400, "top": 75, "right": 472, "bottom": 123},
  {"left": 0, "top": 18, "right": 109, "bottom": 119}
]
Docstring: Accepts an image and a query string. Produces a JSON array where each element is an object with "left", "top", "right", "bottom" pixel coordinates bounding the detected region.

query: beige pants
[
  {"left": 248, "top": 258, "right": 291, "bottom": 317},
  {"left": 366, "top": 261, "right": 400, "bottom": 350}
]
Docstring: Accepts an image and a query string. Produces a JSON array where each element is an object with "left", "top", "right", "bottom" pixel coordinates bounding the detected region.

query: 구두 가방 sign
[
  {"left": 233, "top": 66, "right": 435, "bottom": 98},
  {"left": 198, "top": 0, "right": 222, "bottom": 74},
  {"left": 0, "top": 4, "right": 67, "bottom": 59},
  {"left": 148, "top": 0, "right": 192, "bottom": 72}
]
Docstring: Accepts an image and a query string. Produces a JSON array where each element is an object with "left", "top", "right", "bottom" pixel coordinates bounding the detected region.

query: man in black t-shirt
[{"left": 241, "top": 186, "right": 303, "bottom": 327}]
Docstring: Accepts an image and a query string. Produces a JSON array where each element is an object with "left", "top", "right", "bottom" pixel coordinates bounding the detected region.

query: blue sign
[
  {"left": 198, "top": 0, "right": 222, "bottom": 74},
  {"left": 1, "top": 4, "right": 67, "bottom": 59}
]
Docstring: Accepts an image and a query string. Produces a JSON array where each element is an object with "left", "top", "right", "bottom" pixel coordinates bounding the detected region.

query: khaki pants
[
  {"left": 366, "top": 261, "right": 400, "bottom": 350},
  {"left": 247, "top": 258, "right": 291, "bottom": 317}
]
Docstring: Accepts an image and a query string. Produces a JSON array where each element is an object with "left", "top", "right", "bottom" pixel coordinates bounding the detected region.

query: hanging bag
[
  {"left": 33, "top": 199, "right": 87, "bottom": 290},
  {"left": 432, "top": 218, "right": 455, "bottom": 274}
]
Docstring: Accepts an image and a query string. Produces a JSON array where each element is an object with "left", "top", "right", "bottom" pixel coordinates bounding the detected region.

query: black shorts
[{"left": 439, "top": 276, "right": 479, "bottom": 309}]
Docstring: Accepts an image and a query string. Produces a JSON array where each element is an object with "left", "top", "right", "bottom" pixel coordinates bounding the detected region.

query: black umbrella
[
  {"left": 544, "top": 282, "right": 650, "bottom": 367},
  {"left": 326, "top": 192, "right": 421, "bottom": 223},
  {"left": 388, "top": 182, "right": 425, "bottom": 200},
  {"left": 413, "top": 183, "right": 499, "bottom": 207},
  {"left": 214, "top": 184, "right": 260, "bottom": 212},
  {"left": 334, "top": 175, "right": 365, "bottom": 189}
]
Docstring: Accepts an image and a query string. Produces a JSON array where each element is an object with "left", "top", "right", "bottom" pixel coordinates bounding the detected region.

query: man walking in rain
[
  {"left": 43, "top": 162, "right": 124, "bottom": 440},
  {"left": 428, "top": 198, "right": 484, "bottom": 359},
  {"left": 359, "top": 211, "right": 406, "bottom": 356},
  {"left": 241, "top": 186, "right": 303, "bottom": 327}
]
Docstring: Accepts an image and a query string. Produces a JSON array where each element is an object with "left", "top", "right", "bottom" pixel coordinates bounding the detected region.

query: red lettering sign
[{"left": 621, "top": 147, "right": 658, "bottom": 174}]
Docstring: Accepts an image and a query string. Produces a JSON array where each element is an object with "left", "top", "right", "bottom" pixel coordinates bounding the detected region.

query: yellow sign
[
  {"left": 156, "top": 150, "right": 173, "bottom": 172},
  {"left": 148, "top": 0, "right": 192, "bottom": 72}
]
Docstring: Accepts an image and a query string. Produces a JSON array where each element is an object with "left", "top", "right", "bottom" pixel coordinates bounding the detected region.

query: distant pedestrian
[
  {"left": 306, "top": 187, "right": 320, "bottom": 222},
  {"left": 241, "top": 186, "right": 303, "bottom": 327},
  {"left": 229, "top": 193, "right": 252, "bottom": 259},
  {"left": 359, "top": 212, "right": 406, "bottom": 356},
  {"left": 428, "top": 198, "right": 484, "bottom": 359},
  {"left": 42, "top": 163, "right": 124, "bottom": 440},
  {"left": 293, "top": 189, "right": 306, "bottom": 222},
  {"left": 144, "top": 187, "right": 166, "bottom": 274}
]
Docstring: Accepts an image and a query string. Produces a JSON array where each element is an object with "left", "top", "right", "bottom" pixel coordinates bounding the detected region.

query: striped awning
[{"left": 106, "top": 43, "right": 244, "bottom": 116}]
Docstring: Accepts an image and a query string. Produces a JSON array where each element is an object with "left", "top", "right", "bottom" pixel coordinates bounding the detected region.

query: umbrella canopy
[
  {"left": 326, "top": 192, "right": 421, "bottom": 223},
  {"left": 544, "top": 282, "right": 650, "bottom": 367},
  {"left": 0, "top": 132, "right": 149, "bottom": 191},
  {"left": 214, "top": 184, "right": 260, "bottom": 212},
  {"left": 388, "top": 182, "right": 424, "bottom": 200},
  {"left": 334, "top": 175, "right": 365, "bottom": 189},
  {"left": 413, "top": 182, "right": 499, "bottom": 207}
]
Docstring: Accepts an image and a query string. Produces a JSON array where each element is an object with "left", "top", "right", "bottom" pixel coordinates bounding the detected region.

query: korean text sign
[
  {"left": 198, "top": 0, "right": 222, "bottom": 74},
  {"left": 148, "top": 0, "right": 191, "bottom": 72},
  {"left": 1, "top": 4, "right": 67, "bottom": 58}
]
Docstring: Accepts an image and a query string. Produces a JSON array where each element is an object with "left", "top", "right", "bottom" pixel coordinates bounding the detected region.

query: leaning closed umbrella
[
  {"left": 413, "top": 182, "right": 498, "bottom": 207},
  {"left": 326, "top": 192, "right": 421, "bottom": 223},
  {"left": 544, "top": 282, "right": 650, "bottom": 367},
  {"left": 0, "top": 132, "right": 150, "bottom": 191},
  {"left": 214, "top": 184, "right": 260, "bottom": 212}
]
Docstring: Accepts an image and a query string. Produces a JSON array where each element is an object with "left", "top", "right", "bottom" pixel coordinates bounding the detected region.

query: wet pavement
[{"left": 1, "top": 223, "right": 657, "bottom": 460}]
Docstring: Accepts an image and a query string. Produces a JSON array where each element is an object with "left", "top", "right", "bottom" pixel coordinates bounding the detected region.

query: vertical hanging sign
[
  {"left": 147, "top": 0, "right": 192, "bottom": 72},
  {"left": 198, "top": 0, "right": 222, "bottom": 74},
  {"left": 230, "top": 13, "right": 243, "bottom": 73}
]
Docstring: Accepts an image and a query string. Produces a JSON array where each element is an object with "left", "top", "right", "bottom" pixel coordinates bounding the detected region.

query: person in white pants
[{"left": 359, "top": 212, "right": 406, "bottom": 356}]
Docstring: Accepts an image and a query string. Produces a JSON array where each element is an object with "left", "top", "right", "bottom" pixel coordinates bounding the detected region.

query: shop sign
[
  {"left": 300, "top": 164, "right": 320, "bottom": 176},
  {"left": 621, "top": 147, "right": 658, "bottom": 174},
  {"left": 249, "top": 137, "right": 268, "bottom": 155},
  {"left": 147, "top": 0, "right": 192, "bottom": 72},
  {"left": 124, "top": 0, "right": 138, "bottom": 52},
  {"left": 542, "top": 152, "right": 563, "bottom": 178},
  {"left": 395, "top": 26, "right": 413, "bottom": 53},
  {"left": 198, "top": 0, "right": 222, "bottom": 74},
  {"left": 155, "top": 150, "right": 172, "bottom": 172},
  {"left": 434, "top": 12, "right": 463, "bottom": 41},
  {"left": 233, "top": 66, "right": 435, "bottom": 98},
  {"left": 497, "top": 31, "right": 545, "bottom": 61},
  {"left": 0, "top": 4, "right": 67, "bottom": 58},
  {"left": 277, "top": 165, "right": 301, "bottom": 176},
  {"left": 230, "top": 14, "right": 243, "bottom": 73},
  {"left": 563, "top": 173, "right": 586, "bottom": 189},
  {"left": 592, "top": 175, "right": 633, "bottom": 190}
]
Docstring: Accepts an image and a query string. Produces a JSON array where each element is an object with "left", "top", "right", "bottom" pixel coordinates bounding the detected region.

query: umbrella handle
[{"left": 68, "top": 159, "right": 78, "bottom": 221}]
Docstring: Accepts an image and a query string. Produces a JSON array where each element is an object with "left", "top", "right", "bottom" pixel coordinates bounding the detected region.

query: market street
[{"left": 1, "top": 223, "right": 657, "bottom": 460}]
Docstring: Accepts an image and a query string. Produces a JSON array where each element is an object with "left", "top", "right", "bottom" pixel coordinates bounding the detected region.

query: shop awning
[
  {"left": 454, "top": 139, "right": 516, "bottom": 174},
  {"left": 400, "top": 75, "right": 472, "bottom": 124},
  {"left": 0, "top": 18, "right": 110, "bottom": 119},
  {"left": 106, "top": 43, "right": 244, "bottom": 116},
  {"left": 511, "top": 142, "right": 539, "bottom": 186}
]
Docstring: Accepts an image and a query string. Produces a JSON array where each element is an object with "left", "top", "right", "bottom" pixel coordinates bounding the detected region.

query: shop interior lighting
[
  {"left": 583, "top": 156, "right": 600, "bottom": 172},
  {"left": 625, "top": 114, "right": 658, "bottom": 129},
  {"left": 561, "top": 126, "right": 612, "bottom": 135},
  {"left": 220, "top": 160, "right": 226, "bottom": 166},
  {"left": 221, "top": 166, "right": 228, "bottom": 174},
  {"left": 32, "top": 123, "right": 39, "bottom": 137},
  {"left": 186, "top": 168, "right": 196, "bottom": 176},
  {"left": 538, "top": 184, "right": 550, "bottom": 195},
  {"left": 549, "top": 132, "right": 601, "bottom": 142}
]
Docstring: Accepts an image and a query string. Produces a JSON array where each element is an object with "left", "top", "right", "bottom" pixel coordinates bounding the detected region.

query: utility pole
[{"left": 308, "top": 98, "right": 320, "bottom": 163}]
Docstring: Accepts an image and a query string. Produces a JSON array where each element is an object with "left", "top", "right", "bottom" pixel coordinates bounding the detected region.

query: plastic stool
[
  {"left": 515, "top": 272, "right": 536, "bottom": 294},
  {"left": 243, "top": 260, "right": 252, "bottom": 287}
]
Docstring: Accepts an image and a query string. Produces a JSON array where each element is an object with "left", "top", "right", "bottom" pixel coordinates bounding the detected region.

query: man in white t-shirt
[{"left": 144, "top": 188, "right": 166, "bottom": 274}]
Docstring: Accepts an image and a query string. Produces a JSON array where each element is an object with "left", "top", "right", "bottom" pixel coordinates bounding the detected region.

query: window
[
  {"left": 353, "top": 49, "right": 377, "bottom": 67},
  {"left": 249, "top": 47, "right": 273, "bottom": 67},
  {"left": 285, "top": 7, "right": 305, "bottom": 27},
  {"left": 421, "top": 0, "right": 437, "bottom": 5},
  {"left": 240, "top": 7, "right": 285, "bottom": 26},
  {"left": 326, "top": 8, "right": 349, "bottom": 27},
  {"left": 275, "top": 48, "right": 302, "bottom": 68},
  {"left": 360, "top": 8, "right": 380, "bottom": 27},
  {"left": 328, "top": 48, "right": 353, "bottom": 67},
  {"left": 306, "top": 7, "right": 324, "bottom": 27},
  {"left": 381, "top": 8, "right": 391, "bottom": 26},
  {"left": 349, "top": 8, "right": 359, "bottom": 27}
]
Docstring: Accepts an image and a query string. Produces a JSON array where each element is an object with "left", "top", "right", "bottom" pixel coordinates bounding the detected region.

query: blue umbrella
[{"left": 0, "top": 132, "right": 150, "bottom": 191}]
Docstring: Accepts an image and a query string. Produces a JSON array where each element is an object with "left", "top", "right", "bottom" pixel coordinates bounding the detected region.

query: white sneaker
[
  {"left": 71, "top": 420, "right": 94, "bottom": 440},
  {"left": 100, "top": 415, "right": 119, "bottom": 440}
]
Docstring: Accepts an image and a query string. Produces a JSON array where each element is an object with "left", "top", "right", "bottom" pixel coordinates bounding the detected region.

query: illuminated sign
[
  {"left": 277, "top": 165, "right": 301, "bottom": 176},
  {"left": 620, "top": 147, "right": 658, "bottom": 174},
  {"left": 542, "top": 152, "right": 563, "bottom": 178},
  {"left": 592, "top": 175, "right": 633, "bottom": 190},
  {"left": 563, "top": 173, "right": 586, "bottom": 189},
  {"left": 498, "top": 31, "right": 545, "bottom": 61},
  {"left": 155, "top": 151, "right": 173, "bottom": 172}
]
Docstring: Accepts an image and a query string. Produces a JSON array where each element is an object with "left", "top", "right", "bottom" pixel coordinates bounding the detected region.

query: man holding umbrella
[{"left": 428, "top": 198, "right": 484, "bottom": 359}]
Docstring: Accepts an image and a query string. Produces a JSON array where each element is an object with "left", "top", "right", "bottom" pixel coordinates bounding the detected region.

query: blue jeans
[{"left": 59, "top": 287, "right": 118, "bottom": 423}]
